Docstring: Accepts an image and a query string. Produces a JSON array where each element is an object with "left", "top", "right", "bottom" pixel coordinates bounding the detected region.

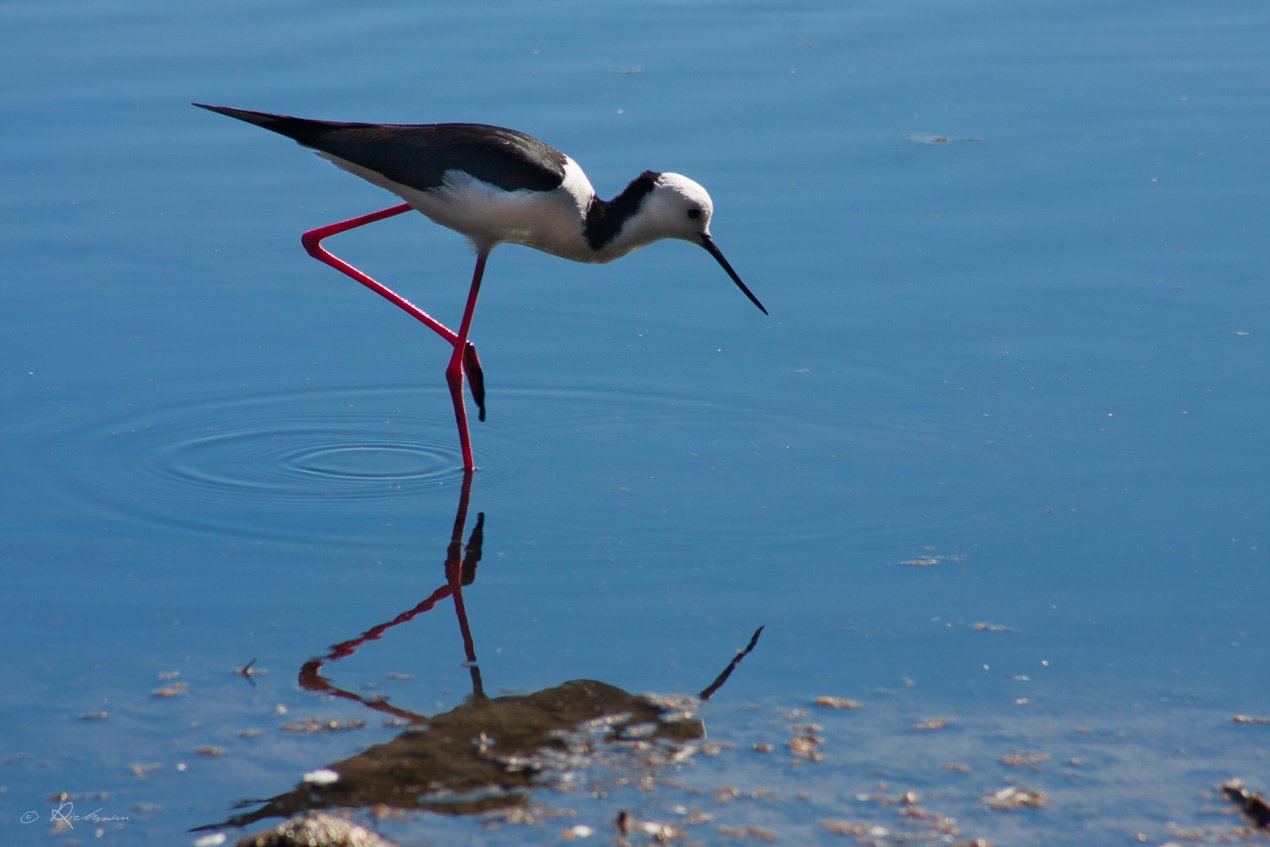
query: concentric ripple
[
  {"left": 34, "top": 380, "right": 514, "bottom": 547},
  {"left": 33, "top": 370, "right": 1083, "bottom": 555},
  {"left": 159, "top": 427, "right": 455, "bottom": 501}
]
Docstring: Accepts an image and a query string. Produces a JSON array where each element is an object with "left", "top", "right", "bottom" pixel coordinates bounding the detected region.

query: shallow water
[{"left": 2, "top": 0, "right": 1268, "bottom": 844}]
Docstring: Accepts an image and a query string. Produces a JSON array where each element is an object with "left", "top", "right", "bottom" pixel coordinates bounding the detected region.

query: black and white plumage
[{"left": 195, "top": 104, "right": 766, "bottom": 471}]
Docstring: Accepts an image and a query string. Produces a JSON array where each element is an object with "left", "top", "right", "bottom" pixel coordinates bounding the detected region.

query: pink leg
[
  {"left": 445, "top": 252, "right": 489, "bottom": 472},
  {"left": 300, "top": 205, "right": 487, "bottom": 468}
]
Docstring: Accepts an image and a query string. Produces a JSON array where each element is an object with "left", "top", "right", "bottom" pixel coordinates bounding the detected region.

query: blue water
[{"left": 2, "top": 0, "right": 1267, "bottom": 844}]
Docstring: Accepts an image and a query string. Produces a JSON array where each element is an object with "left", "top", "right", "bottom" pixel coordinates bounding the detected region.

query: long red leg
[
  {"left": 445, "top": 252, "right": 489, "bottom": 472},
  {"left": 299, "top": 204, "right": 487, "bottom": 468}
]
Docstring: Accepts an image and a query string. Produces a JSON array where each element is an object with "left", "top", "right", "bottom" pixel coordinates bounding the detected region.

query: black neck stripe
[{"left": 583, "top": 171, "right": 661, "bottom": 250}]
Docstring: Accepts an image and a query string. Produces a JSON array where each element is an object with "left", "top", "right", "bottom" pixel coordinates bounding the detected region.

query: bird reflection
[
  {"left": 200, "top": 472, "right": 757, "bottom": 835},
  {"left": 296, "top": 471, "right": 486, "bottom": 721}
]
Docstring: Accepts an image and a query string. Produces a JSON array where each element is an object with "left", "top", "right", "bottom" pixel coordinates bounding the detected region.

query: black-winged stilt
[{"left": 194, "top": 104, "right": 766, "bottom": 472}]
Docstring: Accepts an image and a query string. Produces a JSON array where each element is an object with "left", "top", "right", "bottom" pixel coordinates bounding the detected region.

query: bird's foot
[{"left": 464, "top": 342, "right": 486, "bottom": 422}]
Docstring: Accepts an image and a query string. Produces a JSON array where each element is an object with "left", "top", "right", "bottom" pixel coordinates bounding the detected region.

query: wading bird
[{"left": 195, "top": 104, "right": 766, "bottom": 471}]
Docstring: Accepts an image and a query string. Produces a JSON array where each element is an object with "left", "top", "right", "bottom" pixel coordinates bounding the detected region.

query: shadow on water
[{"left": 195, "top": 473, "right": 762, "bottom": 842}]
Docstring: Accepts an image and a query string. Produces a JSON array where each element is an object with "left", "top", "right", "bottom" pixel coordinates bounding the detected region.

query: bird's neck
[{"left": 582, "top": 170, "right": 663, "bottom": 258}]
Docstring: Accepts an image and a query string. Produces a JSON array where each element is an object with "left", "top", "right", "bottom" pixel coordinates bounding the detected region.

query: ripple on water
[
  {"left": 161, "top": 430, "right": 454, "bottom": 500},
  {"left": 38, "top": 374, "right": 1083, "bottom": 555},
  {"left": 37, "top": 382, "right": 511, "bottom": 547}
]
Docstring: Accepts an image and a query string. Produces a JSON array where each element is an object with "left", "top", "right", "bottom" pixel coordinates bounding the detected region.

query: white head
[
  {"left": 640, "top": 172, "right": 717, "bottom": 241},
  {"left": 625, "top": 173, "right": 767, "bottom": 314}
]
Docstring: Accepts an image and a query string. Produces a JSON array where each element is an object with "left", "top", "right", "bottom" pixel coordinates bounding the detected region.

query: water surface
[{"left": 2, "top": 0, "right": 1267, "bottom": 844}]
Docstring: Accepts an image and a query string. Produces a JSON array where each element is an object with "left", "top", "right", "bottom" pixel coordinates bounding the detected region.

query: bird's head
[
  {"left": 642, "top": 173, "right": 767, "bottom": 315},
  {"left": 643, "top": 173, "right": 717, "bottom": 240}
]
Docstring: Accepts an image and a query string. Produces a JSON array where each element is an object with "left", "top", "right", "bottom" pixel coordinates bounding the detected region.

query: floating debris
[
  {"left": 701, "top": 741, "right": 730, "bottom": 757},
  {"left": 1000, "top": 752, "right": 1050, "bottom": 769},
  {"left": 671, "top": 808, "right": 713, "bottom": 826},
  {"left": 814, "top": 696, "right": 860, "bottom": 710},
  {"left": 152, "top": 681, "right": 188, "bottom": 698},
  {"left": 901, "top": 805, "right": 959, "bottom": 834},
  {"left": 787, "top": 737, "right": 822, "bottom": 762},
  {"left": 280, "top": 718, "right": 365, "bottom": 734},
  {"left": 717, "top": 823, "right": 777, "bottom": 840},
  {"left": 230, "top": 812, "right": 397, "bottom": 846},
  {"left": 615, "top": 810, "right": 681, "bottom": 841},
  {"left": 984, "top": 786, "right": 1047, "bottom": 810},
  {"left": 899, "top": 552, "right": 967, "bottom": 568},
  {"left": 1221, "top": 779, "right": 1270, "bottom": 829},
  {"left": 820, "top": 819, "right": 889, "bottom": 838},
  {"left": 904, "top": 133, "right": 984, "bottom": 145},
  {"left": 303, "top": 769, "right": 340, "bottom": 786},
  {"left": 915, "top": 718, "right": 953, "bottom": 732}
]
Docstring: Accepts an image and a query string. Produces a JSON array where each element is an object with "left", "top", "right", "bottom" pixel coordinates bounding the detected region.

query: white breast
[{"left": 320, "top": 152, "right": 602, "bottom": 261}]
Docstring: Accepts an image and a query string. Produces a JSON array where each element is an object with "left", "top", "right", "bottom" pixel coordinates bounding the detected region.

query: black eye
[{"left": 686, "top": 208, "right": 702, "bottom": 220}]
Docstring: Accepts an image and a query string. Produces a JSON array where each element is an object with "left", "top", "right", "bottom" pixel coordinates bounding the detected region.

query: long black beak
[{"left": 700, "top": 234, "right": 768, "bottom": 315}]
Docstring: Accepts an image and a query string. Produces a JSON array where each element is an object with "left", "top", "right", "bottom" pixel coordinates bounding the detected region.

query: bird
[{"left": 194, "top": 103, "right": 766, "bottom": 472}]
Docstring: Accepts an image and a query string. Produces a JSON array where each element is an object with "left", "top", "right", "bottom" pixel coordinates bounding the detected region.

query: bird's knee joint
[{"left": 300, "top": 231, "right": 324, "bottom": 258}]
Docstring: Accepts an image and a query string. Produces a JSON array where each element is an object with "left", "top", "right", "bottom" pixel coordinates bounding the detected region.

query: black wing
[{"left": 194, "top": 104, "right": 568, "bottom": 193}]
